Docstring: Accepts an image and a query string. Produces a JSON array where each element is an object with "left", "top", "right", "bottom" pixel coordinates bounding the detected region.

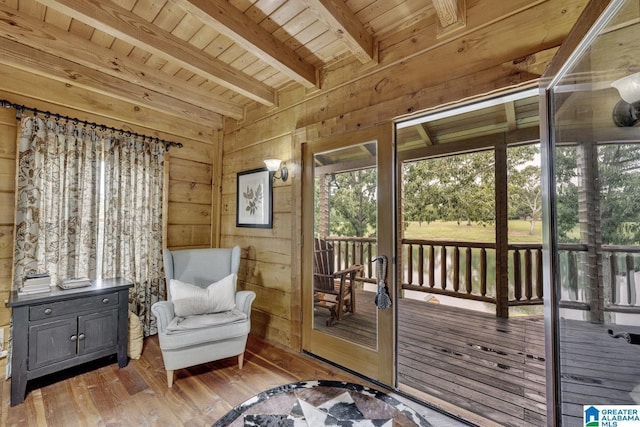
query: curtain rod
[{"left": 1, "top": 100, "right": 183, "bottom": 151}]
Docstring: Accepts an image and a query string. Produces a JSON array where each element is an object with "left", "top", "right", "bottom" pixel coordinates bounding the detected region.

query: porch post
[
  {"left": 318, "top": 173, "right": 330, "bottom": 237},
  {"left": 495, "top": 143, "right": 509, "bottom": 318},
  {"left": 577, "top": 140, "right": 604, "bottom": 323}
]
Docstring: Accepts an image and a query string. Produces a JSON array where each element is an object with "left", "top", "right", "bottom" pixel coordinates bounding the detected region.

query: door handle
[{"left": 373, "top": 256, "right": 392, "bottom": 309}]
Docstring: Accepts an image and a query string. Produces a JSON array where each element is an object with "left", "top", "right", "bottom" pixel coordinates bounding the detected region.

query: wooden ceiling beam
[
  {"left": 505, "top": 101, "right": 517, "bottom": 131},
  {"left": 431, "top": 0, "right": 466, "bottom": 33},
  {"left": 315, "top": 157, "right": 376, "bottom": 175},
  {"left": 432, "top": 0, "right": 459, "bottom": 27},
  {"left": 303, "top": 0, "right": 375, "bottom": 64},
  {"left": 416, "top": 123, "right": 435, "bottom": 146},
  {"left": 170, "top": 0, "right": 318, "bottom": 89},
  {"left": 35, "top": 0, "right": 275, "bottom": 106},
  {"left": 0, "top": 38, "right": 222, "bottom": 126},
  {"left": 0, "top": 3, "right": 244, "bottom": 119}
]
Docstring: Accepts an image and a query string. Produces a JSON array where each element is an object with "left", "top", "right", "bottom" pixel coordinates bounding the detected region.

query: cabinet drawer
[{"left": 29, "top": 292, "right": 119, "bottom": 321}]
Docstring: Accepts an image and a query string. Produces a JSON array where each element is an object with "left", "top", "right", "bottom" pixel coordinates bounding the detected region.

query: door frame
[
  {"left": 301, "top": 122, "right": 395, "bottom": 386},
  {"left": 539, "top": 1, "right": 624, "bottom": 425}
]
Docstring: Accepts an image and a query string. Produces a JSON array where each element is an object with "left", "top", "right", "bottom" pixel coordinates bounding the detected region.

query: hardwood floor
[{"left": 0, "top": 335, "right": 375, "bottom": 427}]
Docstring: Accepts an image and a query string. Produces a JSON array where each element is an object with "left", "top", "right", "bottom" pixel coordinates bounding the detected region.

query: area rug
[{"left": 212, "top": 380, "right": 432, "bottom": 426}]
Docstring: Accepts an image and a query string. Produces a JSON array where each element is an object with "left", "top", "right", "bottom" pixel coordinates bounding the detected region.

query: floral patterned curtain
[
  {"left": 14, "top": 115, "right": 166, "bottom": 338},
  {"left": 101, "top": 135, "right": 165, "bottom": 336},
  {"left": 14, "top": 116, "right": 100, "bottom": 288}
]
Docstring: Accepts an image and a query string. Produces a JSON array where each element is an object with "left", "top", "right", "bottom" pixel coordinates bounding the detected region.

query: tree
[
  {"left": 554, "top": 146, "right": 579, "bottom": 242},
  {"left": 509, "top": 165, "right": 542, "bottom": 235},
  {"left": 402, "top": 145, "right": 541, "bottom": 233},
  {"left": 328, "top": 169, "right": 377, "bottom": 237},
  {"left": 597, "top": 144, "right": 640, "bottom": 245},
  {"left": 402, "top": 161, "right": 441, "bottom": 227},
  {"left": 507, "top": 144, "right": 542, "bottom": 227},
  {"left": 553, "top": 143, "right": 640, "bottom": 245},
  {"left": 403, "top": 151, "right": 496, "bottom": 227}
]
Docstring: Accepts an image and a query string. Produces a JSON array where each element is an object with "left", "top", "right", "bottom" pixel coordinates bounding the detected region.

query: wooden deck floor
[
  {"left": 314, "top": 289, "right": 547, "bottom": 426},
  {"left": 314, "top": 290, "right": 640, "bottom": 426},
  {"left": 398, "top": 297, "right": 547, "bottom": 427},
  {"left": 558, "top": 317, "right": 640, "bottom": 425},
  {"left": 313, "top": 288, "right": 378, "bottom": 348}
]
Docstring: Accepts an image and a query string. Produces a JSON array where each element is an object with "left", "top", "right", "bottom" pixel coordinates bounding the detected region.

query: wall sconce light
[
  {"left": 263, "top": 158, "right": 288, "bottom": 182},
  {"left": 611, "top": 72, "right": 640, "bottom": 127}
]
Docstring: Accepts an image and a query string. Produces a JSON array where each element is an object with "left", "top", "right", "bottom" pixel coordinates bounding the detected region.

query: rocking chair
[{"left": 313, "top": 238, "right": 363, "bottom": 326}]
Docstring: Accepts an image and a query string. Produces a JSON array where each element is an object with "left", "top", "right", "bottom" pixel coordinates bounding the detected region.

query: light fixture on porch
[
  {"left": 263, "top": 158, "right": 288, "bottom": 182},
  {"left": 611, "top": 72, "right": 640, "bottom": 127}
]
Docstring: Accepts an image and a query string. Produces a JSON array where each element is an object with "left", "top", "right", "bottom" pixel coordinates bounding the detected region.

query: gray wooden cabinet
[{"left": 8, "top": 278, "right": 133, "bottom": 406}]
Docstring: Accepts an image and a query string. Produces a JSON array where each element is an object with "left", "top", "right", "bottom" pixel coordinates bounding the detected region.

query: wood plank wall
[
  {"left": 0, "top": 107, "right": 16, "bottom": 374},
  {"left": 0, "top": 64, "right": 221, "bottom": 373},
  {"left": 221, "top": 0, "right": 589, "bottom": 349}
]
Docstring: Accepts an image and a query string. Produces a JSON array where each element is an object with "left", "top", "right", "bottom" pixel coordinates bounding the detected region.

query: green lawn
[{"left": 404, "top": 220, "right": 542, "bottom": 243}]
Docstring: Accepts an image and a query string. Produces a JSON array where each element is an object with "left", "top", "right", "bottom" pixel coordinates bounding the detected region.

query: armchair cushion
[
  {"left": 165, "top": 309, "right": 247, "bottom": 333},
  {"left": 169, "top": 274, "right": 237, "bottom": 317}
]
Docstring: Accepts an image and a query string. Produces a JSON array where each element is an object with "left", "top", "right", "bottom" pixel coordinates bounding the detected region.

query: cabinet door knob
[
  {"left": 44, "top": 308, "right": 53, "bottom": 315},
  {"left": 78, "top": 333, "right": 85, "bottom": 341},
  {"left": 102, "top": 298, "right": 109, "bottom": 304},
  {"left": 70, "top": 335, "right": 77, "bottom": 342}
]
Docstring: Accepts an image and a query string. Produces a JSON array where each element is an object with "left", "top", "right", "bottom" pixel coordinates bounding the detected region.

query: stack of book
[{"left": 19, "top": 273, "right": 52, "bottom": 295}]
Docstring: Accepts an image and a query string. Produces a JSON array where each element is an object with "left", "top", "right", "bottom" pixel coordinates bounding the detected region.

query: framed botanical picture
[{"left": 236, "top": 167, "right": 273, "bottom": 228}]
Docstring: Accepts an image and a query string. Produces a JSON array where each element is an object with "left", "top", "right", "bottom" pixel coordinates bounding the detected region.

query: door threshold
[
  {"left": 397, "top": 383, "right": 500, "bottom": 427},
  {"left": 304, "top": 350, "right": 480, "bottom": 426}
]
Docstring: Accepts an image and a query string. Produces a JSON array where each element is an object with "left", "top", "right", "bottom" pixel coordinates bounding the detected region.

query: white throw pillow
[{"left": 170, "top": 274, "right": 237, "bottom": 317}]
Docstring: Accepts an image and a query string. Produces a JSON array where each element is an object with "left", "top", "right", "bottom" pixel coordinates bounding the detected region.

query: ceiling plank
[
  {"left": 35, "top": 0, "right": 276, "bottom": 106},
  {"left": 303, "top": 0, "right": 375, "bottom": 64},
  {"left": 0, "top": 63, "right": 216, "bottom": 143},
  {"left": 170, "top": 0, "right": 317, "bottom": 89},
  {"left": 0, "top": 3, "right": 244, "bottom": 119},
  {"left": 0, "top": 38, "right": 222, "bottom": 126},
  {"left": 398, "top": 127, "right": 541, "bottom": 163}
]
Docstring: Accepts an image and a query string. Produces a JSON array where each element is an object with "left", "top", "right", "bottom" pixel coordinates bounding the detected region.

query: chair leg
[
  {"left": 348, "top": 270, "right": 356, "bottom": 314},
  {"left": 336, "top": 277, "right": 346, "bottom": 320},
  {"left": 166, "top": 370, "right": 174, "bottom": 388},
  {"left": 238, "top": 353, "right": 244, "bottom": 369}
]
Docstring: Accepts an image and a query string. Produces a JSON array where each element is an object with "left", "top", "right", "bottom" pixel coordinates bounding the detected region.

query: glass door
[
  {"left": 394, "top": 89, "right": 546, "bottom": 426},
  {"left": 302, "top": 123, "right": 394, "bottom": 385},
  {"left": 541, "top": 0, "right": 640, "bottom": 424}
]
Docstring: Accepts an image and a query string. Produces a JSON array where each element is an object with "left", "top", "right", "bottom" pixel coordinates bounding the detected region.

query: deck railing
[
  {"left": 323, "top": 236, "right": 378, "bottom": 285},
  {"left": 322, "top": 236, "right": 640, "bottom": 314},
  {"left": 402, "top": 239, "right": 546, "bottom": 306}
]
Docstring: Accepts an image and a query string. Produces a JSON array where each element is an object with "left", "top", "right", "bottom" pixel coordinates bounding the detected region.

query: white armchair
[{"left": 151, "top": 246, "right": 256, "bottom": 387}]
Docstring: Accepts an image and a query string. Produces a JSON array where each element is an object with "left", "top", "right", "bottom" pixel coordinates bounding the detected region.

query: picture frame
[{"left": 236, "top": 167, "right": 273, "bottom": 228}]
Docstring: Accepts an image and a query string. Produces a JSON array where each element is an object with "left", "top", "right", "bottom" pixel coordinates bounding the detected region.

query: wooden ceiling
[{"left": 0, "top": 0, "right": 456, "bottom": 124}]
